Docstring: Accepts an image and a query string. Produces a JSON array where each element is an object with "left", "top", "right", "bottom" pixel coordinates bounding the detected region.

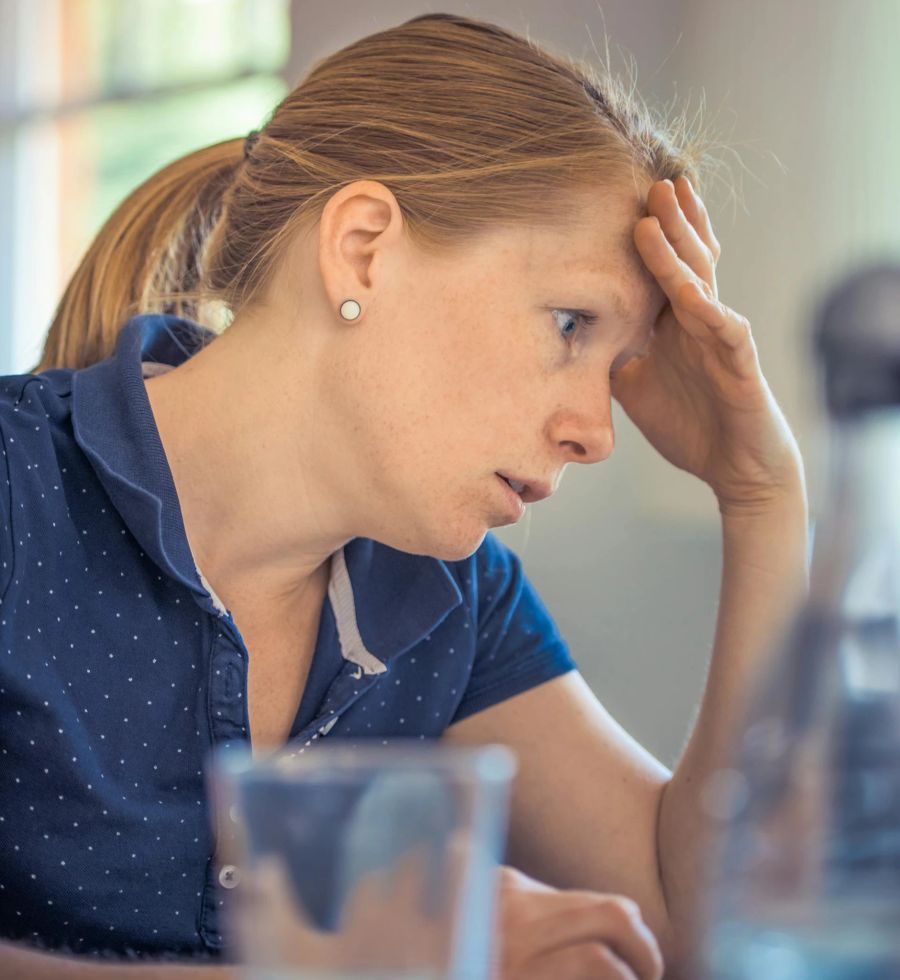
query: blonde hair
[{"left": 36, "top": 12, "right": 715, "bottom": 372}]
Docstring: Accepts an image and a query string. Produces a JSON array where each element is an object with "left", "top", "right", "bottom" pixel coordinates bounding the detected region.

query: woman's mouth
[
  {"left": 499, "top": 474, "right": 527, "bottom": 493},
  {"left": 496, "top": 473, "right": 554, "bottom": 504},
  {"left": 495, "top": 473, "right": 527, "bottom": 519}
]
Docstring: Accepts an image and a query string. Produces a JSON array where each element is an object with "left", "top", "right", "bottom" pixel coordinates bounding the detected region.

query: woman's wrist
[
  {"left": 719, "top": 483, "right": 810, "bottom": 598},
  {"left": 713, "top": 449, "right": 808, "bottom": 523}
]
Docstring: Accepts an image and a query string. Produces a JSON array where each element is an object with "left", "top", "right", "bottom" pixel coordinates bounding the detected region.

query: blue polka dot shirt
[{"left": 0, "top": 314, "right": 577, "bottom": 960}]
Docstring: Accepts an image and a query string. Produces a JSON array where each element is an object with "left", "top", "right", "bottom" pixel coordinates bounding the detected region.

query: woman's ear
[{"left": 317, "top": 180, "right": 404, "bottom": 320}]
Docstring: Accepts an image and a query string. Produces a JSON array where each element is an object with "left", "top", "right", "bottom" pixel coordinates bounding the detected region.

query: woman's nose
[{"left": 550, "top": 392, "right": 616, "bottom": 465}]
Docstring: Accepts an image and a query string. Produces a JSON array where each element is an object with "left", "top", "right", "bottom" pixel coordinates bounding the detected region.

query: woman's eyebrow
[
  {"left": 608, "top": 290, "right": 631, "bottom": 321},
  {"left": 606, "top": 286, "right": 655, "bottom": 324},
  {"left": 629, "top": 328, "right": 654, "bottom": 358}
]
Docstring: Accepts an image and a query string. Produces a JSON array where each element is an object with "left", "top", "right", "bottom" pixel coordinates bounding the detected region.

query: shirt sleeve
[{"left": 451, "top": 532, "right": 578, "bottom": 724}]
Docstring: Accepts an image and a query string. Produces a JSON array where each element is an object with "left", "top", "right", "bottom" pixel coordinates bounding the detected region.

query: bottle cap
[{"left": 814, "top": 262, "right": 900, "bottom": 416}]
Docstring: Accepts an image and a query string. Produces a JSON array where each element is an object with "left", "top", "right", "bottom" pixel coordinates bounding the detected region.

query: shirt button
[{"left": 218, "top": 865, "right": 241, "bottom": 889}]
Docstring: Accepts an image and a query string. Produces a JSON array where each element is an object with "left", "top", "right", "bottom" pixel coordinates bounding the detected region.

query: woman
[{"left": 0, "top": 12, "right": 808, "bottom": 979}]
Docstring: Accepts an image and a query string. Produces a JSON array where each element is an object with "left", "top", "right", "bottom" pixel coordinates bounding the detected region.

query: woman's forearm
[
  {"left": 655, "top": 480, "right": 810, "bottom": 971},
  {"left": 0, "top": 941, "right": 236, "bottom": 980}
]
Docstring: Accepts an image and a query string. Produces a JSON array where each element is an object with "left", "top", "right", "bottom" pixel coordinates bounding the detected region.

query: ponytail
[{"left": 34, "top": 137, "right": 245, "bottom": 372}]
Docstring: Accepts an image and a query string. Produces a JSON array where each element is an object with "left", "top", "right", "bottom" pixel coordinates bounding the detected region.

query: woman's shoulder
[
  {"left": 0, "top": 369, "right": 76, "bottom": 444},
  {"left": 0, "top": 368, "right": 74, "bottom": 410},
  {"left": 0, "top": 368, "right": 80, "bottom": 554}
]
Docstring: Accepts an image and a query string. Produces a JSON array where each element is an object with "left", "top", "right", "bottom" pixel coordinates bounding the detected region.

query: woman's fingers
[
  {"left": 646, "top": 179, "right": 718, "bottom": 292},
  {"left": 681, "top": 280, "right": 754, "bottom": 352},
  {"left": 525, "top": 941, "right": 640, "bottom": 980},
  {"left": 635, "top": 182, "right": 759, "bottom": 378},
  {"left": 634, "top": 214, "right": 753, "bottom": 359},
  {"left": 529, "top": 897, "right": 664, "bottom": 980},
  {"left": 633, "top": 217, "right": 719, "bottom": 346},
  {"left": 497, "top": 876, "right": 664, "bottom": 980},
  {"left": 674, "top": 175, "right": 721, "bottom": 263}
]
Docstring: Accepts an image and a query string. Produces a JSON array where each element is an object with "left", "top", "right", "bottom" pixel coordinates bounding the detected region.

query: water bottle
[{"left": 701, "top": 262, "right": 900, "bottom": 979}]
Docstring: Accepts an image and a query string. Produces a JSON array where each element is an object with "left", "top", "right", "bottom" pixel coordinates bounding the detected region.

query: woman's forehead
[
  {"left": 521, "top": 224, "right": 664, "bottom": 322},
  {"left": 445, "top": 191, "right": 664, "bottom": 320},
  {"left": 504, "top": 190, "right": 648, "bottom": 267}
]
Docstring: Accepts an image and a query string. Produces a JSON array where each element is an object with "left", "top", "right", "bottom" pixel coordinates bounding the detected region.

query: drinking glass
[{"left": 209, "top": 740, "right": 517, "bottom": 980}]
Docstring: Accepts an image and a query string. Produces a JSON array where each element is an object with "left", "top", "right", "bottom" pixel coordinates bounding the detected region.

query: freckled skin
[
  {"left": 144, "top": 179, "right": 665, "bottom": 607},
  {"left": 304, "top": 180, "right": 665, "bottom": 559}
]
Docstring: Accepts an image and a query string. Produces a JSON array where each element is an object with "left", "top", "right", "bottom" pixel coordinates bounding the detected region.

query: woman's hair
[{"left": 35, "top": 12, "right": 718, "bottom": 372}]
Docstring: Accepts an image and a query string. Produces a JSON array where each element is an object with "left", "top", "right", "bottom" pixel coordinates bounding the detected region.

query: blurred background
[{"left": 1, "top": 0, "right": 897, "bottom": 765}]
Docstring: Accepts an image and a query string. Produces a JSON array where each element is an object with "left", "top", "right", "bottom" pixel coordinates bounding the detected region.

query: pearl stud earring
[{"left": 339, "top": 299, "right": 361, "bottom": 321}]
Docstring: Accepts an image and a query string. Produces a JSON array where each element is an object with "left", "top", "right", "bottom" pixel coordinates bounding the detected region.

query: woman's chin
[
  {"left": 437, "top": 535, "right": 488, "bottom": 563},
  {"left": 369, "top": 497, "right": 493, "bottom": 562},
  {"left": 405, "top": 519, "right": 489, "bottom": 563}
]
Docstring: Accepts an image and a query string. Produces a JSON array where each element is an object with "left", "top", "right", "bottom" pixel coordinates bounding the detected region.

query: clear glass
[
  {"left": 209, "top": 741, "right": 517, "bottom": 980},
  {"left": 700, "top": 408, "right": 900, "bottom": 979}
]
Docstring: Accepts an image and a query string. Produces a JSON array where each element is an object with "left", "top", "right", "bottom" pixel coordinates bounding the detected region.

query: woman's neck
[{"left": 142, "top": 317, "right": 353, "bottom": 612}]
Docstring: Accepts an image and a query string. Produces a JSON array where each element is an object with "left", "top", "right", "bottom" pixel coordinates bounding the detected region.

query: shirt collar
[{"left": 71, "top": 313, "right": 462, "bottom": 666}]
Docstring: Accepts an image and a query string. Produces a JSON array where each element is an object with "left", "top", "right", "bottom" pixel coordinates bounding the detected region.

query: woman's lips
[{"left": 496, "top": 473, "right": 554, "bottom": 504}]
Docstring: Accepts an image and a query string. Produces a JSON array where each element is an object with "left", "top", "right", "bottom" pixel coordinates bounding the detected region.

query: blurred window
[{"left": 0, "top": 0, "right": 290, "bottom": 373}]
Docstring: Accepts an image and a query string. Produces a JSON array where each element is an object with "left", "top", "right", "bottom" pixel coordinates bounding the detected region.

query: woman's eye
[{"left": 552, "top": 309, "right": 597, "bottom": 343}]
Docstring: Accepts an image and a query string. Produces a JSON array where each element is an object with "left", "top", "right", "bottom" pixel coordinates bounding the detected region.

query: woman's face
[{"left": 308, "top": 182, "right": 667, "bottom": 562}]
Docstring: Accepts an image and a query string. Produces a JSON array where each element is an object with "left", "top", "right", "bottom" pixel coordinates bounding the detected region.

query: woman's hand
[
  {"left": 495, "top": 865, "right": 664, "bottom": 980},
  {"left": 611, "top": 176, "right": 804, "bottom": 513},
  {"left": 243, "top": 855, "right": 662, "bottom": 979}
]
